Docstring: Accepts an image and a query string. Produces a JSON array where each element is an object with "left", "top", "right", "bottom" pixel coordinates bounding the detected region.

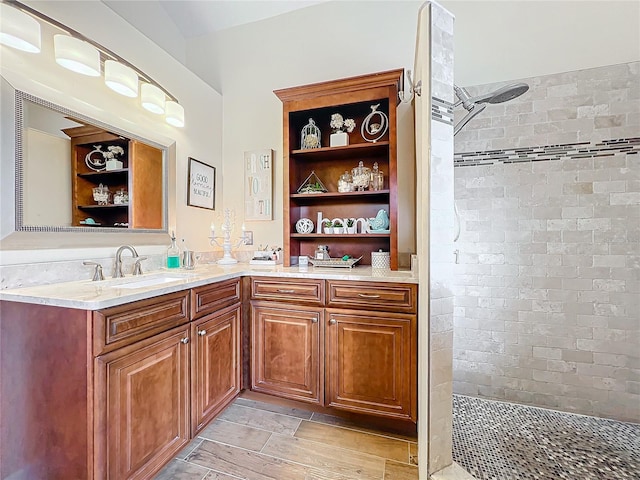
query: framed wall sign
[
  {"left": 187, "top": 157, "right": 215, "bottom": 210},
  {"left": 244, "top": 149, "right": 273, "bottom": 220}
]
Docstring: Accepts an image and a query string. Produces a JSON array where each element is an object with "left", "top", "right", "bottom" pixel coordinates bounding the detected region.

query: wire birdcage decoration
[{"left": 301, "top": 118, "right": 321, "bottom": 149}]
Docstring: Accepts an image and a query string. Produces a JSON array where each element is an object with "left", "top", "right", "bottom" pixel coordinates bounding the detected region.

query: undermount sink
[{"left": 101, "top": 272, "right": 195, "bottom": 290}]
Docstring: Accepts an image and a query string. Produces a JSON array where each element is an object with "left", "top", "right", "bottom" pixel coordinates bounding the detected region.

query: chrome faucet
[{"left": 114, "top": 245, "right": 139, "bottom": 278}]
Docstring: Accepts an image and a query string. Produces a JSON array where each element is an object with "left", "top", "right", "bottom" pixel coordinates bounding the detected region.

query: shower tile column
[{"left": 414, "top": 1, "right": 455, "bottom": 475}]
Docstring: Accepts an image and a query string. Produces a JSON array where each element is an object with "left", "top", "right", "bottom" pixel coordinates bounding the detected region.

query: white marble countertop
[{"left": 0, "top": 264, "right": 418, "bottom": 310}]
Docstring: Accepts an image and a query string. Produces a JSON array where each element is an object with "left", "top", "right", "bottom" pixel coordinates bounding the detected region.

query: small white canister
[{"left": 371, "top": 250, "right": 390, "bottom": 270}]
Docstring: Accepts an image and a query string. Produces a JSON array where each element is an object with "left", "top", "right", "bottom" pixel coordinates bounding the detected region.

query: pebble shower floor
[{"left": 452, "top": 394, "right": 640, "bottom": 480}]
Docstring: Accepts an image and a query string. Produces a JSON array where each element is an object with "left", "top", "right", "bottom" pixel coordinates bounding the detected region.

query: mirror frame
[{"left": 15, "top": 89, "right": 169, "bottom": 234}]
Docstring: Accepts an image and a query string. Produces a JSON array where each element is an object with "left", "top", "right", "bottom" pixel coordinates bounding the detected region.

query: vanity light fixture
[
  {"left": 165, "top": 101, "right": 185, "bottom": 127},
  {"left": 104, "top": 60, "right": 138, "bottom": 98},
  {"left": 141, "top": 83, "right": 165, "bottom": 114},
  {"left": 54, "top": 34, "right": 100, "bottom": 76},
  {"left": 0, "top": 2, "right": 41, "bottom": 53},
  {"left": 0, "top": 0, "right": 185, "bottom": 127}
]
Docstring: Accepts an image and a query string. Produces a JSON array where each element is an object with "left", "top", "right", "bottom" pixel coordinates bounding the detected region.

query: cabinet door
[
  {"left": 95, "top": 326, "right": 190, "bottom": 480},
  {"left": 251, "top": 302, "right": 323, "bottom": 404},
  {"left": 191, "top": 304, "right": 241, "bottom": 435},
  {"left": 325, "top": 310, "right": 416, "bottom": 421}
]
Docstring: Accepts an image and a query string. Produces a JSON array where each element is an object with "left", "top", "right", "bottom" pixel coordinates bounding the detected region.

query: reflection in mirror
[{"left": 17, "top": 90, "right": 167, "bottom": 232}]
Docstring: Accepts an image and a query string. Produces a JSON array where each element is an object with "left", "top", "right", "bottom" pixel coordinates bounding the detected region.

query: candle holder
[{"left": 209, "top": 209, "right": 248, "bottom": 265}]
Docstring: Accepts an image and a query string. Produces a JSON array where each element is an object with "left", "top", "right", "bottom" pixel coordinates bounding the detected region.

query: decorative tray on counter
[{"left": 308, "top": 256, "right": 362, "bottom": 268}]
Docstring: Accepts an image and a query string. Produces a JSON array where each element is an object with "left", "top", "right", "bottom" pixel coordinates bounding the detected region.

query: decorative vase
[
  {"left": 333, "top": 226, "right": 344, "bottom": 234},
  {"left": 346, "top": 226, "right": 356, "bottom": 234},
  {"left": 106, "top": 159, "right": 123, "bottom": 171},
  {"left": 324, "top": 226, "right": 334, "bottom": 234},
  {"left": 329, "top": 131, "right": 348, "bottom": 147}
]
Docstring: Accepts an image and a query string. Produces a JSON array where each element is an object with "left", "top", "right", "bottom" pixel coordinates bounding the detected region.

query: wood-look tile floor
[{"left": 154, "top": 397, "right": 418, "bottom": 480}]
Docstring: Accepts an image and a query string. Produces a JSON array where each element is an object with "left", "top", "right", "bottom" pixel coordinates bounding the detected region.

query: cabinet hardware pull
[
  {"left": 329, "top": 319, "right": 337, "bottom": 325},
  {"left": 180, "top": 338, "right": 189, "bottom": 344},
  {"left": 277, "top": 289, "right": 296, "bottom": 293},
  {"left": 358, "top": 293, "right": 381, "bottom": 299},
  {"left": 198, "top": 330, "right": 207, "bottom": 336},
  {"left": 311, "top": 318, "right": 318, "bottom": 323}
]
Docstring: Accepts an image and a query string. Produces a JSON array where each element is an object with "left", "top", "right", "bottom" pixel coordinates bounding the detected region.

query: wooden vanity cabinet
[
  {"left": 92, "top": 291, "right": 191, "bottom": 480},
  {"left": 249, "top": 277, "right": 417, "bottom": 422},
  {"left": 325, "top": 309, "right": 416, "bottom": 421},
  {"left": 191, "top": 304, "right": 241, "bottom": 435},
  {"left": 324, "top": 280, "right": 417, "bottom": 421},
  {"left": 190, "top": 279, "right": 242, "bottom": 435},
  {"left": 251, "top": 302, "right": 324, "bottom": 404},
  {"left": 250, "top": 277, "right": 325, "bottom": 404},
  {"left": 94, "top": 325, "right": 191, "bottom": 480}
]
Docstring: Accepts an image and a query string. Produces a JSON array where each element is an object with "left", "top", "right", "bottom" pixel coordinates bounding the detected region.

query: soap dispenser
[{"left": 167, "top": 231, "right": 180, "bottom": 268}]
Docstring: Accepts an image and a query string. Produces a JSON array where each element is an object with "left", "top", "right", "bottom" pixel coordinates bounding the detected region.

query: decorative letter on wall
[
  {"left": 244, "top": 149, "right": 273, "bottom": 220},
  {"left": 187, "top": 157, "right": 215, "bottom": 210}
]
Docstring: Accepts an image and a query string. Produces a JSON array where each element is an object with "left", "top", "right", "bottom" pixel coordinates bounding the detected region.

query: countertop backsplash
[{"left": 1, "top": 254, "right": 166, "bottom": 290}]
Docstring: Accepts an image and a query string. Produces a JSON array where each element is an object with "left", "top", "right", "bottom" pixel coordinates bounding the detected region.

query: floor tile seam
[
  {"left": 271, "top": 430, "right": 407, "bottom": 466},
  {"left": 195, "top": 432, "right": 275, "bottom": 455},
  {"left": 210, "top": 415, "right": 301, "bottom": 436},
  {"left": 267, "top": 431, "right": 391, "bottom": 469},
  {"left": 453, "top": 394, "right": 640, "bottom": 426},
  {"left": 180, "top": 438, "right": 205, "bottom": 460},
  {"left": 258, "top": 432, "right": 274, "bottom": 454},
  {"left": 201, "top": 435, "right": 384, "bottom": 478},
  {"left": 306, "top": 413, "right": 417, "bottom": 443},
  {"left": 199, "top": 416, "right": 281, "bottom": 438},
  {"left": 231, "top": 401, "right": 313, "bottom": 421},
  {"left": 205, "top": 465, "right": 245, "bottom": 480},
  {"left": 168, "top": 457, "right": 215, "bottom": 479}
]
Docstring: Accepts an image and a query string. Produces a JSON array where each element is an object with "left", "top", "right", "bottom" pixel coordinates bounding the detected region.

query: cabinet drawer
[
  {"left": 251, "top": 277, "right": 324, "bottom": 304},
  {"left": 191, "top": 278, "right": 241, "bottom": 320},
  {"left": 327, "top": 281, "right": 417, "bottom": 313},
  {"left": 93, "top": 291, "right": 189, "bottom": 355}
]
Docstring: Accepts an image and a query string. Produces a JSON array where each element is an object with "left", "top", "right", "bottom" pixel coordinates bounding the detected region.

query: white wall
[
  {"left": 24, "top": 129, "right": 71, "bottom": 226},
  {"left": 187, "top": 1, "right": 421, "bottom": 259},
  {"left": 0, "top": 0, "right": 223, "bottom": 265},
  {"left": 441, "top": 0, "right": 640, "bottom": 86}
]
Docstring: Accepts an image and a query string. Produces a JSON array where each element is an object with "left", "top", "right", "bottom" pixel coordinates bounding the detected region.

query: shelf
[
  {"left": 276, "top": 70, "right": 402, "bottom": 269},
  {"left": 291, "top": 190, "right": 390, "bottom": 201},
  {"left": 291, "top": 142, "right": 389, "bottom": 160},
  {"left": 291, "top": 233, "right": 390, "bottom": 238},
  {"left": 77, "top": 169, "right": 128, "bottom": 182},
  {"left": 78, "top": 204, "right": 128, "bottom": 210}
]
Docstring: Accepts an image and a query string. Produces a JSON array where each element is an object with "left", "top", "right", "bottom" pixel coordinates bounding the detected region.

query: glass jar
[
  {"left": 337, "top": 171, "right": 353, "bottom": 192},
  {"left": 351, "top": 161, "right": 371, "bottom": 191},
  {"left": 113, "top": 189, "right": 129, "bottom": 205},
  {"left": 370, "top": 162, "right": 384, "bottom": 191},
  {"left": 315, "top": 245, "right": 330, "bottom": 260},
  {"left": 92, "top": 183, "right": 110, "bottom": 205}
]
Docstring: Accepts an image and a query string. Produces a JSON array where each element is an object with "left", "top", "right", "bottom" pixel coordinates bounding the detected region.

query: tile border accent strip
[
  {"left": 432, "top": 96, "right": 454, "bottom": 126},
  {"left": 454, "top": 137, "right": 640, "bottom": 167}
]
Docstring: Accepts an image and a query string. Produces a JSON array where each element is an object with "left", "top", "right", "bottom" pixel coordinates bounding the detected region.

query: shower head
[
  {"left": 454, "top": 82, "right": 530, "bottom": 135},
  {"left": 475, "top": 83, "right": 530, "bottom": 105}
]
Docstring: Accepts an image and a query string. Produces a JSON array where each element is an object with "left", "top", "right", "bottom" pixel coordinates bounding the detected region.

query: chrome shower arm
[{"left": 454, "top": 103, "right": 486, "bottom": 136}]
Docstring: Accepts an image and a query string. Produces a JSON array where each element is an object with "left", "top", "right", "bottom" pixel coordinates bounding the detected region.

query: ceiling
[{"left": 104, "top": 0, "right": 328, "bottom": 39}]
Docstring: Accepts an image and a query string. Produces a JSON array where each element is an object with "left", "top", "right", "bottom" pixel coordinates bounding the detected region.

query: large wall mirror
[{"left": 14, "top": 89, "right": 168, "bottom": 233}]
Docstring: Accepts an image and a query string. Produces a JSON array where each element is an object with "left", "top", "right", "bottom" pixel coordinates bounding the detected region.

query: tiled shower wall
[{"left": 453, "top": 62, "right": 639, "bottom": 422}]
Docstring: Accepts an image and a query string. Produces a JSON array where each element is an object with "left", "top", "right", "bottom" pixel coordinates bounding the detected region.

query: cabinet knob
[
  {"left": 198, "top": 330, "right": 207, "bottom": 336},
  {"left": 311, "top": 318, "right": 318, "bottom": 324},
  {"left": 180, "top": 337, "right": 189, "bottom": 344},
  {"left": 329, "top": 319, "right": 337, "bottom": 325}
]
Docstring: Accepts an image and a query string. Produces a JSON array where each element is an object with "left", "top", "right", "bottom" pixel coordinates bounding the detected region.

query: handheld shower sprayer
[{"left": 454, "top": 82, "right": 529, "bottom": 135}]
